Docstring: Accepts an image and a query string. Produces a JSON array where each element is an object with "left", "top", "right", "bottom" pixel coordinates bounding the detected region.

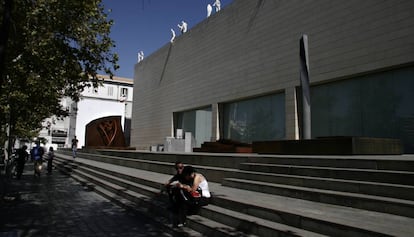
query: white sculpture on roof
[
  {"left": 177, "top": 20, "right": 188, "bottom": 34},
  {"left": 213, "top": 0, "right": 221, "bottom": 12},
  {"left": 170, "top": 28, "right": 176, "bottom": 43},
  {"left": 207, "top": 4, "right": 213, "bottom": 17},
  {"left": 137, "top": 51, "right": 144, "bottom": 62}
]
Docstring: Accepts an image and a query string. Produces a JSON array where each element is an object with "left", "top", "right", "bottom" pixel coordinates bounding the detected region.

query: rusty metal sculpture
[{"left": 85, "top": 116, "right": 126, "bottom": 148}]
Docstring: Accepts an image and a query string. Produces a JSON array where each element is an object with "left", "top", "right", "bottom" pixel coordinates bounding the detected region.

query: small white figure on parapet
[
  {"left": 213, "top": 0, "right": 221, "bottom": 12},
  {"left": 137, "top": 51, "right": 144, "bottom": 62},
  {"left": 207, "top": 4, "right": 213, "bottom": 17},
  {"left": 170, "top": 28, "right": 176, "bottom": 43},
  {"left": 177, "top": 20, "right": 188, "bottom": 34}
]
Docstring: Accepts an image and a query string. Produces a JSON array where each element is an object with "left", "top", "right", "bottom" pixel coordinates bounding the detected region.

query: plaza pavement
[{"left": 0, "top": 163, "right": 173, "bottom": 237}]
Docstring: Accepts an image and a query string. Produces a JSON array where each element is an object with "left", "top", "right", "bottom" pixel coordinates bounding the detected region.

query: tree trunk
[{"left": 0, "top": 0, "right": 13, "bottom": 88}]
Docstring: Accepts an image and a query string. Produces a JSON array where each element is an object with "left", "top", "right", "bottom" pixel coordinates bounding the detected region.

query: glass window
[
  {"left": 221, "top": 93, "right": 285, "bottom": 143},
  {"left": 107, "top": 86, "right": 113, "bottom": 96},
  {"left": 121, "top": 88, "right": 128, "bottom": 97},
  {"left": 174, "top": 107, "right": 212, "bottom": 147},
  {"left": 311, "top": 67, "right": 414, "bottom": 153}
]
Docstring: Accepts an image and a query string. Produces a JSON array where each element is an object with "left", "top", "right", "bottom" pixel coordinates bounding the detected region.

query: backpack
[{"left": 33, "top": 147, "right": 41, "bottom": 160}]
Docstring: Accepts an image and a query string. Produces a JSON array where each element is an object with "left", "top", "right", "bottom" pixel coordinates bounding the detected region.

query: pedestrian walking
[
  {"left": 71, "top": 136, "right": 78, "bottom": 158},
  {"left": 15, "top": 145, "right": 28, "bottom": 179},
  {"left": 31, "top": 141, "right": 44, "bottom": 177},
  {"left": 47, "top": 147, "right": 54, "bottom": 174}
]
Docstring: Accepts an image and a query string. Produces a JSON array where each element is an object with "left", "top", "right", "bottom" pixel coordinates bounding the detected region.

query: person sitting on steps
[
  {"left": 173, "top": 165, "right": 211, "bottom": 227},
  {"left": 163, "top": 161, "right": 189, "bottom": 225},
  {"left": 164, "top": 162, "right": 187, "bottom": 204}
]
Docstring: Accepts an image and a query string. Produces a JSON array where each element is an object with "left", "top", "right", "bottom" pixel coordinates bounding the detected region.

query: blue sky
[{"left": 102, "top": 0, "right": 233, "bottom": 79}]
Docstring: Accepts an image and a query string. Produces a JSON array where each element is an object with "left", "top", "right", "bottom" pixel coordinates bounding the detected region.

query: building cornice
[{"left": 97, "top": 74, "right": 133, "bottom": 86}]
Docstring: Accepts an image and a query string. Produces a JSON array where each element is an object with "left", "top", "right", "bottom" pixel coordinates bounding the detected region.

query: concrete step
[
  {"left": 247, "top": 155, "right": 414, "bottom": 172},
  {"left": 65, "top": 150, "right": 414, "bottom": 187},
  {"left": 210, "top": 184, "right": 414, "bottom": 237},
  {"left": 54, "top": 154, "right": 414, "bottom": 237},
  {"left": 58, "top": 158, "right": 327, "bottom": 236},
  {"left": 56, "top": 159, "right": 205, "bottom": 236},
  {"left": 200, "top": 205, "right": 327, "bottom": 237},
  {"left": 61, "top": 169, "right": 238, "bottom": 237},
  {"left": 186, "top": 215, "right": 259, "bottom": 237},
  {"left": 231, "top": 169, "right": 414, "bottom": 201},
  {"left": 57, "top": 159, "right": 160, "bottom": 196},
  {"left": 54, "top": 158, "right": 327, "bottom": 236},
  {"left": 55, "top": 157, "right": 323, "bottom": 236},
  {"left": 57, "top": 158, "right": 163, "bottom": 190},
  {"left": 58, "top": 151, "right": 238, "bottom": 183},
  {"left": 222, "top": 177, "right": 414, "bottom": 218},
  {"left": 73, "top": 149, "right": 414, "bottom": 172},
  {"left": 60, "top": 151, "right": 414, "bottom": 199},
  {"left": 62, "top": 149, "right": 249, "bottom": 169},
  {"left": 239, "top": 163, "right": 414, "bottom": 185},
  {"left": 63, "top": 172, "right": 203, "bottom": 237},
  {"left": 96, "top": 150, "right": 250, "bottom": 169},
  {"left": 93, "top": 187, "right": 204, "bottom": 237}
]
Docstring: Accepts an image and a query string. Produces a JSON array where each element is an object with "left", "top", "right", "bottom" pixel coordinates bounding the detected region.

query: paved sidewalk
[{"left": 0, "top": 164, "right": 172, "bottom": 237}]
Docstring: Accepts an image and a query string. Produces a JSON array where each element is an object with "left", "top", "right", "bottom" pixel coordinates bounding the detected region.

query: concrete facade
[{"left": 132, "top": 0, "right": 414, "bottom": 150}]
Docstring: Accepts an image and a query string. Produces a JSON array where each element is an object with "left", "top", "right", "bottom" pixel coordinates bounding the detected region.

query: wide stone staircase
[{"left": 54, "top": 150, "right": 414, "bottom": 236}]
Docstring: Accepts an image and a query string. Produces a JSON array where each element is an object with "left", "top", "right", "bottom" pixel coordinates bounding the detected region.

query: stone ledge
[{"left": 252, "top": 137, "right": 403, "bottom": 155}]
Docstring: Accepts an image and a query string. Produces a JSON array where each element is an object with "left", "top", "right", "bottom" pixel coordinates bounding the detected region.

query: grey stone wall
[{"left": 132, "top": 0, "right": 414, "bottom": 150}]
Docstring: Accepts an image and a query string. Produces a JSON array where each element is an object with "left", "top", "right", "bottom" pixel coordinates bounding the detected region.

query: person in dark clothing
[
  {"left": 71, "top": 136, "right": 78, "bottom": 158},
  {"left": 163, "top": 161, "right": 189, "bottom": 226},
  {"left": 164, "top": 161, "right": 186, "bottom": 206},
  {"left": 31, "top": 141, "right": 44, "bottom": 177},
  {"left": 15, "top": 145, "right": 28, "bottom": 179},
  {"left": 47, "top": 147, "right": 54, "bottom": 174},
  {"left": 165, "top": 161, "right": 186, "bottom": 186}
]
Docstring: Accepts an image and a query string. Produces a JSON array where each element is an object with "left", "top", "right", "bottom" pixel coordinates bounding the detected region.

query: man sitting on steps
[{"left": 163, "top": 161, "right": 186, "bottom": 208}]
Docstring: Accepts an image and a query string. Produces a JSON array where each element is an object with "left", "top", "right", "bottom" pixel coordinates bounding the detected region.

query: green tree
[{"left": 0, "top": 0, "right": 118, "bottom": 147}]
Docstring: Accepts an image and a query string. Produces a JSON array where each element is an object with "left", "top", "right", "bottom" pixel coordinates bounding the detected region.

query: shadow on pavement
[{"left": 0, "top": 164, "right": 172, "bottom": 237}]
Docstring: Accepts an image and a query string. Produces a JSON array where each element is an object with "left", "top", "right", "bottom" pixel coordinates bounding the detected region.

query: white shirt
[{"left": 199, "top": 179, "right": 211, "bottom": 198}]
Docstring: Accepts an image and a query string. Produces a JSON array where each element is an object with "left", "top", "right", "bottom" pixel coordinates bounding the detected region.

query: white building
[{"left": 40, "top": 75, "right": 133, "bottom": 149}]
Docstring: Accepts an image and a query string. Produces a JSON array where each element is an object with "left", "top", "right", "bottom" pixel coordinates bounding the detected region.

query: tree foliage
[{"left": 0, "top": 0, "right": 118, "bottom": 144}]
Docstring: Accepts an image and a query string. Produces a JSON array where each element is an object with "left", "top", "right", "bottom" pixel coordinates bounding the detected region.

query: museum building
[{"left": 132, "top": 0, "right": 414, "bottom": 152}]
